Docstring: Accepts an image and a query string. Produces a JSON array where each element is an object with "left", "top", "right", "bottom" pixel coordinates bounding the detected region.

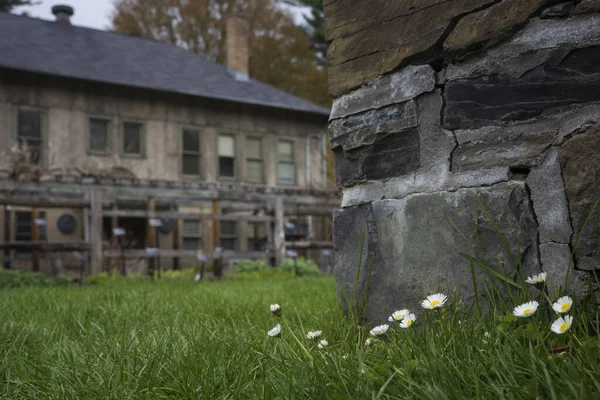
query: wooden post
[
  {"left": 146, "top": 198, "right": 156, "bottom": 277},
  {"left": 111, "top": 203, "right": 119, "bottom": 247},
  {"left": 90, "top": 189, "right": 103, "bottom": 276},
  {"left": 3, "top": 205, "right": 11, "bottom": 269},
  {"left": 31, "top": 207, "right": 40, "bottom": 271},
  {"left": 274, "top": 197, "right": 285, "bottom": 267},
  {"left": 172, "top": 204, "right": 180, "bottom": 270},
  {"left": 212, "top": 200, "right": 221, "bottom": 277}
]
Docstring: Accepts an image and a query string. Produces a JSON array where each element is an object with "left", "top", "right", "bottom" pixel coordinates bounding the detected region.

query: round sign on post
[
  {"left": 57, "top": 214, "right": 77, "bottom": 234},
  {"left": 158, "top": 219, "right": 174, "bottom": 235}
]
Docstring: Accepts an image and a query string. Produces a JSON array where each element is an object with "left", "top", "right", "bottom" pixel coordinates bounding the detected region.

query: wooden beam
[
  {"left": 31, "top": 208, "right": 40, "bottom": 271},
  {"left": 90, "top": 189, "right": 103, "bottom": 275},
  {"left": 284, "top": 241, "right": 333, "bottom": 249},
  {"left": 102, "top": 249, "right": 267, "bottom": 259},
  {"left": 102, "top": 209, "right": 274, "bottom": 222},
  {"left": 172, "top": 204, "right": 180, "bottom": 270},
  {"left": 3, "top": 205, "right": 11, "bottom": 269},
  {"left": 274, "top": 197, "right": 285, "bottom": 267},
  {"left": 0, "top": 194, "right": 91, "bottom": 208},
  {"left": 0, "top": 241, "right": 90, "bottom": 251}
]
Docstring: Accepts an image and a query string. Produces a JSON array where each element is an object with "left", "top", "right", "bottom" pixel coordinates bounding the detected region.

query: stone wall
[{"left": 326, "top": 0, "right": 600, "bottom": 321}]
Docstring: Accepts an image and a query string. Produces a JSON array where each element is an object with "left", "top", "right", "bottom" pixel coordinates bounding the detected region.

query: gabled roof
[{"left": 0, "top": 12, "right": 329, "bottom": 117}]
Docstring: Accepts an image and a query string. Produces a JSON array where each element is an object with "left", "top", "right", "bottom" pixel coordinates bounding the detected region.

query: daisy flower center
[
  {"left": 523, "top": 308, "right": 532, "bottom": 314},
  {"left": 406, "top": 320, "right": 413, "bottom": 327},
  {"left": 559, "top": 322, "right": 569, "bottom": 332},
  {"left": 430, "top": 300, "right": 440, "bottom": 307},
  {"left": 560, "top": 303, "right": 570, "bottom": 311}
]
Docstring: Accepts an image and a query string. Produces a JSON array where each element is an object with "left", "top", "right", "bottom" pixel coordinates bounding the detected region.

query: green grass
[{"left": 1, "top": 277, "right": 600, "bottom": 399}]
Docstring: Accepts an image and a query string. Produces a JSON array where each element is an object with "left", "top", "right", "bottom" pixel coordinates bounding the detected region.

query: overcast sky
[{"left": 14, "top": 0, "right": 308, "bottom": 31}]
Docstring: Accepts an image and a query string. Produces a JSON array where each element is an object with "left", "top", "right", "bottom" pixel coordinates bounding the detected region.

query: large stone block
[
  {"left": 559, "top": 124, "right": 600, "bottom": 271},
  {"left": 444, "top": 0, "right": 544, "bottom": 52},
  {"left": 334, "top": 129, "right": 420, "bottom": 188},
  {"left": 444, "top": 46, "right": 600, "bottom": 129},
  {"left": 329, "top": 101, "right": 418, "bottom": 151},
  {"left": 330, "top": 66, "right": 434, "bottom": 120},
  {"left": 325, "top": 0, "right": 495, "bottom": 96},
  {"left": 334, "top": 182, "right": 538, "bottom": 322}
]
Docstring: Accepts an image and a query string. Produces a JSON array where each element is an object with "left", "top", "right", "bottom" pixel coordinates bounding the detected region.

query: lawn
[{"left": 1, "top": 276, "right": 600, "bottom": 399}]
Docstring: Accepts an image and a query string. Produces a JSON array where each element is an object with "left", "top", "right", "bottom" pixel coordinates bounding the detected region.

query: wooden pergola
[{"left": 0, "top": 175, "right": 339, "bottom": 275}]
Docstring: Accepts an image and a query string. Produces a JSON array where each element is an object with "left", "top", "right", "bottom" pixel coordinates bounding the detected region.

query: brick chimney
[
  {"left": 226, "top": 15, "right": 250, "bottom": 81},
  {"left": 51, "top": 4, "right": 74, "bottom": 24}
]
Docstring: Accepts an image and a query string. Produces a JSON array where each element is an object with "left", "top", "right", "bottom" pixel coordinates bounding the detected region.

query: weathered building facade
[
  {"left": 326, "top": 0, "right": 600, "bottom": 321},
  {"left": 0, "top": 7, "right": 335, "bottom": 276}
]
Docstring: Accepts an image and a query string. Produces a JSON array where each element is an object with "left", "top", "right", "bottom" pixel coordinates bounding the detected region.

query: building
[{"left": 0, "top": 6, "right": 337, "bottom": 276}]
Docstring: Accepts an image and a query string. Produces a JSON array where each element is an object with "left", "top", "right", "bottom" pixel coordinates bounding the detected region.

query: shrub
[
  {"left": 0, "top": 269, "right": 70, "bottom": 288},
  {"left": 161, "top": 268, "right": 196, "bottom": 281},
  {"left": 232, "top": 259, "right": 270, "bottom": 275},
  {"left": 280, "top": 257, "right": 321, "bottom": 277}
]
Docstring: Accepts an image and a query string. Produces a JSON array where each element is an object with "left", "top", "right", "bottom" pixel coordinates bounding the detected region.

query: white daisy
[
  {"left": 421, "top": 293, "right": 448, "bottom": 309},
  {"left": 552, "top": 296, "right": 573, "bottom": 314},
  {"left": 306, "top": 330, "right": 322, "bottom": 340},
  {"left": 317, "top": 339, "right": 328, "bottom": 349},
  {"left": 525, "top": 272, "right": 547, "bottom": 285},
  {"left": 267, "top": 324, "right": 281, "bottom": 337},
  {"left": 364, "top": 338, "right": 372, "bottom": 347},
  {"left": 369, "top": 324, "right": 389, "bottom": 336},
  {"left": 270, "top": 304, "right": 281, "bottom": 316},
  {"left": 399, "top": 313, "right": 417, "bottom": 329},
  {"left": 513, "top": 301, "right": 539, "bottom": 318},
  {"left": 388, "top": 309, "right": 410, "bottom": 322},
  {"left": 551, "top": 315, "right": 573, "bottom": 334}
]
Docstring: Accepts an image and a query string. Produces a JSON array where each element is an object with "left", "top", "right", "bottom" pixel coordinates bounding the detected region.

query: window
[
  {"left": 218, "top": 135, "right": 235, "bottom": 178},
  {"left": 182, "top": 129, "right": 201, "bottom": 176},
  {"left": 245, "top": 137, "right": 263, "bottom": 183},
  {"left": 89, "top": 117, "right": 110, "bottom": 154},
  {"left": 16, "top": 109, "right": 43, "bottom": 164},
  {"left": 247, "top": 222, "right": 266, "bottom": 251},
  {"left": 182, "top": 219, "right": 203, "bottom": 250},
  {"left": 277, "top": 140, "right": 296, "bottom": 184},
  {"left": 220, "top": 221, "right": 237, "bottom": 250},
  {"left": 122, "top": 121, "right": 144, "bottom": 156},
  {"left": 15, "top": 211, "right": 46, "bottom": 257}
]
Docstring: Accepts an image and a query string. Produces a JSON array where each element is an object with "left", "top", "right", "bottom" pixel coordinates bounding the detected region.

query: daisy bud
[
  {"left": 270, "top": 304, "right": 282, "bottom": 316},
  {"left": 317, "top": 339, "right": 328, "bottom": 349}
]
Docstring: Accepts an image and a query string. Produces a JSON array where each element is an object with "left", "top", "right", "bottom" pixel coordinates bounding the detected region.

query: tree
[
  {"left": 279, "top": 0, "right": 326, "bottom": 66},
  {"left": 111, "top": 0, "right": 330, "bottom": 107},
  {"left": 0, "top": 0, "right": 39, "bottom": 13}
]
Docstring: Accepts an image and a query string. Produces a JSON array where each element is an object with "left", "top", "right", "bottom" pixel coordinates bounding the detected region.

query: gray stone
[
  {"left": 418, "top": 89, "right": 457, "bottom": 169},
  {"left": 445, "top": 14, "right": 600, "bottom": 82},
  {"left": 329, "top": 101, "right": 418, "bottom": 151},
  {"left": 527, "top": 148, "right": 572, "bottom": 244},
  {"left": 451, "top": 134, "right": 554, "bottom": 172},
  {"left": 540, "top": 242, "right": 588, "bottom": 297},
  {"left": 559, "top": 124, "right": 600, "bottom": 271},
  {"left": 333, "top": 128, "right": 420, "bottom": 188},
  {"left": 444, "top": 46, "right": 600, "bottom": 129},
  {"left": 574, "top": 0, "right": 600, "bottom": 14},
  {"left": 336, "top": 182, "right": 539, "bottom": 322},
  {"left": 330, "top": 65, "right": 435, "bottom": 120},
  {"left": 332, "top": 203, "right": 379, "bottom": 315},
  {"left": 540, "top": 2, "right": 574, "bottom": 18}
]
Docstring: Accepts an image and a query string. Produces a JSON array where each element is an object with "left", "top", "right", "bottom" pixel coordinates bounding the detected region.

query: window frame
[
  {"left": 217, "top": 133, "right": 236, "bottom": 180},
  {"left": 244, "top": 136, "right": 264, "bottom": 184},
  {"left": 86, "top": 115, "right": 112, "bottom": 156},
  {"left": 277, "top": 138, "right": 297, "bottom": 185},
  {"left": 181, "top": 126, "right": 202, "bottom": 178},
  {"left": 182, "top": 219, "right": 204, "bottom": 251},
  {"left": 14, "top": 210, "right": 47, "bottom": 258},
  {"left": 13, "top": 106, "right": 47, "bottom": 166},
  {"left": 120, "top": 119, "right": 146, "bottom": 158},
  {"left": 219, "top": 220, "right": 238, "bottom": 251}
]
